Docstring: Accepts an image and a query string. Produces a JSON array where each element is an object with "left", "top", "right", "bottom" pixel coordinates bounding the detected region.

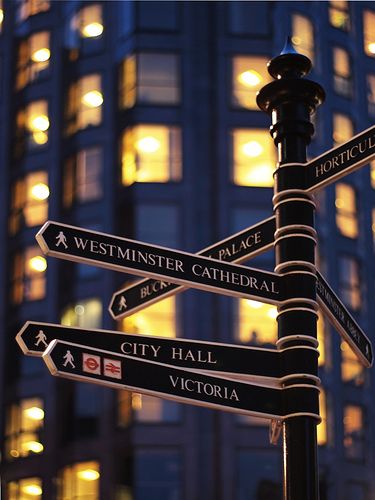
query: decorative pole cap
[{"left": 268, "top": 37, "right": 312, "bottom": 80}]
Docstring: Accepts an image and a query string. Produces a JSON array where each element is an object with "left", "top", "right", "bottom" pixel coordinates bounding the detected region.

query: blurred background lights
[
  {"left": 25, "top": 406, "right": 45, "bottom": 420},
  {"left": 30, "top": 183, "right": 50, "bottom": 200},
  {"left": 77, "top": 469, "right": 100, "bottom": 481},
  {"left": 82, "top": 90, "right": 103, "bottom": 108},
  {"left": 81, "top": 22, "right": 103, "bottom": 38},
  {"left": 22, "top": 484, "right": 42, "bottom": 496},
  {"left": 30, "top": 115, "right": 49, "bottom": 132},
  {"left": 238, "top": 70, "right": 262, "bottom": 87},
  {"left": 31, "top": 48, "right": 50, "bottom": 63},
  {"left": 242, "top": 140, "right": 263, "bottom": 157},
  {"left": 136, "top": 136, "right": 161, "bottom": 153},
  {"left": 246, "top": 300, "right": 263, "bottom": 309},
  {"left": 29, "top": 256, "right": 47, "bottom": 273},
  {"left": 23, "top": 441, "right": 44, "bottom": 453}
]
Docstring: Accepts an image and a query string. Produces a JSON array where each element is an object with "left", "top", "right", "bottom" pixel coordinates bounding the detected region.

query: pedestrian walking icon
[
  {"left": 34, "top": 330, "right": 48, "bottom": 348},
  {"left": 55, "top": 231, "right": 68, "bottom": 249},
  {"left": 119, "top": 296, "right": 127, "bottom": 311},
  {"left": 63, "top": 350, "right": 75, "bottom": 368}
]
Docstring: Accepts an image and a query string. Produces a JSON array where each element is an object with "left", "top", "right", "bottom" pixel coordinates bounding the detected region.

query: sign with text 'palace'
[
  {"left": 306, "top": 124, "right": 375, "bottom": 191},
  {"left": 16, "top": 321, "right": 318, "bottom": 383},
  {"left": 109, "top": 217, "right": 276, "bottom": 319},
  {"left": 36, "top": 221, "right": 282, "bottom": 305},
  {"left": 316, "top": 272, "right": 373, "bottom": 367},
  {"left": 43, "top": 340, "right": 320, "bottom": 420}
]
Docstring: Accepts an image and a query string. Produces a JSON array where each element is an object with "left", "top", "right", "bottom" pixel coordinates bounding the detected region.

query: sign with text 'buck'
[
  {"left": 36, "top": 221, "right": 282, "bottom": 305},
  {"left": 16, "top": 321, "right": 318, "bottom": 384},
  {"left": 306, "top": 124, "right": 375, "bottom": 191},
  {"left": 43, "top": 340, "right": 320, "bottom": 420},
  {"left": 109, "top": 216, "right": 276, "bottom": 319}
]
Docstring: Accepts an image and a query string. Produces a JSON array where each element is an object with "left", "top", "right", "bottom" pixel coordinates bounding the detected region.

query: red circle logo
[{"left": 85, "top": 357, "right": 99, "bottom": 371}]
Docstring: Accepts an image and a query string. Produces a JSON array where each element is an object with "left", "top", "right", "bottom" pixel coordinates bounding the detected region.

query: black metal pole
[{"left": 257, "top": 39, "right": 325, "bottom": 500}]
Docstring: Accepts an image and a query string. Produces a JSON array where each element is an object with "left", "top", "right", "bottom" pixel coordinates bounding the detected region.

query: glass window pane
[
  {"left": 136, "top": 53, "right": 179, "bottom": 105},
  {"left": 61, "top": 298, "right": 102, "bottom": 329},
  {"left": 368, "top": 75, "right": 375, "bottom": 115},
  {"left": 236, "top": 299, "right": 277, "bottom": 345},
  {"left": 121, "top": 125, "right": 182, "bottom": 185},
  {"left": 363, "top": 10, "right": 375, "bottom": 57},
  {"left": 317, "top": 389, "right": 327, "bottom": 446},
  {"left": 329, "top": 1, "right": 350, "bottom": 30},
  {"left": 66, "top": 75, "right": 103, "bottom": 134},
  {"left": 338, "top": 256, "right": 361, "bottom": 311},
  {"left": 232, "top": 56, "right": 271, "bottom": 110},
  {"left": 58, "top": 461, "right": 100, "bottom": 500},
  {"left": 8, "top": 477, "right": 43, "bottom": 499},
  {"left": 232, "top": 129, "right": 276, "bottom": 187},
  {"left": 237, "top": 450, "right": 282, "bottom": 500},
  {"left": 335, "top": 183, "right": 358, "bottom": 238},
  {"left": 292, "top": 14, "right": 314, "bottom": 61},
  {"left": 333, "top": 47, "right": 352, "bottom": 97},
  {"left": 341, "top": 342, "right": 364, "bottom": 385},
  {"left": 333, "top": 113, "right": 353, "bottom": 145},
  {"left": 344, "top": 405, "right": 365, "bottom": 459}
]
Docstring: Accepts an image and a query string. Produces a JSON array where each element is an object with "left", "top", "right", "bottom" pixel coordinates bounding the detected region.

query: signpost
[
  {"left": 16, "top": 321, "right": 319, "bottom": 384},
  {"left": 316, "top": 272, "right": 373, "bottom": 367},
  {"left": 42, "top": 339, "right": 320, "bottom": 421},
  {"left": 36, "top": 220, "right": 282, "bottom": 305},
  {"left": 19, "top": 40, "right": 374, "bottom": 500},
  {"left": 109, "top": 216, "right": 276, "bottom": 319}
]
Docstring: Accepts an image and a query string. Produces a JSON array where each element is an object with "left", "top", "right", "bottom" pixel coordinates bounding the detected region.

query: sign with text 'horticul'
[
  {"left": 109, "top": 216, "right": 276, "bottom": 319},
  {"left": 316, "top": 272, "right": 373, "bottom": 367},
  {"left": 36, "top": 221, "right": 282, "bottom": 305},
  {"left": 306, "top": 124, "right": 375, "bottom": 192},
  {"left": 16, "top": 321, "right": 318, "bottom": 384},
  {"left": 43, "top": 340, "right": 320, "bottom": 420}
]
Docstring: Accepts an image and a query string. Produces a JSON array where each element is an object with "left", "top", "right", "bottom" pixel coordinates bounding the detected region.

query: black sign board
[
  {"left": 109, "top": 216, "right": 276, "bottom": 319},
  {"left": 306, "top": 125, "right": 375, "bottom": 192},
  {"left": 316, "top": 272, "right": 373, "bottom": 367},
  {"left": 43, "top": 340, "right": 320, "bottom": 420},
  {"left": 36, "top": 221, "right": 282, "bottom": 305}
]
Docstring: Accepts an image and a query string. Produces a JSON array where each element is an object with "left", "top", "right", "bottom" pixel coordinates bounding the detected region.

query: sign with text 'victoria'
[
  {"left": 316, "top": 272, "right": 373, "bottom": 367},
  {"left": 36, "top": 221, "right": 282, "bottom": 305},
  {"left": 16, "top": 321, "right": 318, "bottom": 383},
  {"left": 43, "top": 340, "right": 320, "bottom": 420},
  {"left": 109, "top": 217, "right": 276, "bottom": 319},
  {"left": 306, "top": 124, "right": 375, "bottom": 191}
]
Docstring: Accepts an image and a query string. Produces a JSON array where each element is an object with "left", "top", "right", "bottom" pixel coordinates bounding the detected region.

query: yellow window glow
[
  {"left": 82, "top": 21, "right": 103, "bottom": 38},
  {"left": 333, "top": 113, "right": 353, "bottom": 145},
  {"left": 317, "top": 311, "right": 326, "bottom": 367},
  {"left": 77, "top": 469, "right": 100, "bottom": 481},
  {"left": 28, "top": 256, "right": 47, "bottom": 273},
  {"left": 292, "top": 14, "right": 314, "bottom": 61},
  {"left": 232, "top": 56, "right": 271, "bottom": 110},
  {"left": 22, "top": 484, "right": 43, "bottom": 496},
  {"left": 29, "top": 114, "right": 49, "bottom": 132},
  {"left": 23, "top": 440, "right": 44, "bottom": 453},
  {"left": 136, "top": 136, "right": 161, "bottom": 153},
  {"left": 341, "top": 342, "right": 364, "bottom": 384},
  {"left": 237, "top": 299, "right": 277, "bottom": 345},
  {"left": 81, "top": 90, "right": 103, "bottom": 108},
  {"left": 31, "top": 47, "right": 50, "bottom": 63},
  {"left": 232, "top": 129, "right": 276, "bottom": 187},
  {"left": 30, "top": 182, "right": 50, "bottom": 201},
  {"left": 79, "top": 4, "right": 103, "bottom": 38},
  {"left": 335, "top": 183, "right": 358, "bottom": 238},
  {"left": 317, "top": 390, "right": 327, "bottom": 445},
  {"left": 364, "top": 10, "right": 375, "bottom": 57},
  {"left": 24, "top": 406, "right": 44, "bottom": 420}
]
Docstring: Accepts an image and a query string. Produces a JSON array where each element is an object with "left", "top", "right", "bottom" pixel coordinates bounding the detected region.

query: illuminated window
[
  {"left": 232, "top": 55, "right": 271, "bottom": 110},
  {"left": 61, "top": 298, "right": 102, "bottom": 329},
  {"left": 317, "top": 389, "right": 327, "bottom": 446},
  {"left": 64, "top": 147, "right": 102, "bottom": 207},
  {"left": 121, "top": 53, "right": 179, "bottom": 108},
  {"left": 232, "top": 128, "right": 276, "bottom": 187},
  {"left": 58, "top": 461, "right": 99, "bottom": 500},
  {"left": 5, "top": 398, "right": 44, "bottom": 460},
  {"left": 372, "top": 208, "right": 375, "bottom": 250},
  {"left": 0, "top": 0, "right": 3, "bottom": 32},
  {"left": 341, "top": 342, "right": 364, "bottom": 385},
  {"left": 66, "top": 74, "right": 103, "bottom": 134},
  {"left": 12, "top": 246, "right": 47, "bottom": 304},
  {"left": 236, "top": 299, "right": 277, "bottom": 345},
  {"left": 329, "top": 1, "right": 350, "bottom": 30},
  {"left": 371, "top": 161, "right": 375, "bottom": 188},
  {"left": 16, "top": 32, "right": 50, "bottom": 89},
  {"left": 71, "top": 4, "right": 103, "bottom": 39},
  {"left": 343, "top": 405, "right": 365, "bottom": 459},
  {"left": 16, "top": 0, "right": 49, "bottom": 23},
  {"left": 7, "top": 477, "right": 42, "bottom": 499},
  {"left": 121, "top": 124, "right": 182, "bottom": 185},
  {"left": 338, "top": 256, "right": 361, "bottom": 311},
  {"left": 292, "top": 14, "right": 314, "bottom": 61},
  {"left": 333, "top": 113, "right": 353, "bottom": 145},
  {"left": 363, "top": 10, "right": 375, "bottom": 57},
  {"left": 16, "top": 100, "right": 49, "bottom": 154},
  {"left": 333, "top": 47, "right": 352, "bottom": 97},
  {"left": 367, "top": 75, "right": 375, "bottom": 115},
  {"left": 335, "top": 183, "right": 358, "bottom": 238},
  {"left": 9, "top": 171, "right": 49, "bottom": 235}
]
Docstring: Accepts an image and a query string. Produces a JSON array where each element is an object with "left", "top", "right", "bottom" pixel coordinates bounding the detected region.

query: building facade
[{"left": 0, "top": 1, "right": 375, "bottom": 499}]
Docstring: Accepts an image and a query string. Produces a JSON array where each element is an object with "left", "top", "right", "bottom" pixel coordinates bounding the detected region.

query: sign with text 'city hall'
[
  {"left": 16, "top": 321, "right": 318, "bottom": 383},
  {"left": 109, "top": 217, "right": 276, "bottom": 319},
  {"left": 43, "top": 340, "right": 320, "bottom": 420},
  {"left": 36, "top": 221, "right": 282, "bottom": 305},
  {"left": 306, "top": 124, "right": 375, "bottom": 191},
  {"left": 316, "top": 272, "right": 373, "bottom": 367}
]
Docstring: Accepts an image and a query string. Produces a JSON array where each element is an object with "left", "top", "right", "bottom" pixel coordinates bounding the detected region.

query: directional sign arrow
[
  {"left": 316, "top": 272, "right": 373, "bottom": 367},
  {"left": 306, "top": 124, "right": 375, "bottom": 192},
  {"left": 109, "top": 216, "right": 276, "bottom": 319},
  {"left": 36, "top": 221, "right": 282, "bottom": 305},
  {"left": 43, "top": 340, "right": 320, "bottom": 420},
  {"left": 16, "top": 321, "right": 319, "bottom": 384}
]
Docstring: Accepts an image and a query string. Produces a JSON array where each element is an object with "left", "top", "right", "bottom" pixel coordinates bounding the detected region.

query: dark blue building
[{"left": 0, "top": 1, "right": 375, "bottom": 499}]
